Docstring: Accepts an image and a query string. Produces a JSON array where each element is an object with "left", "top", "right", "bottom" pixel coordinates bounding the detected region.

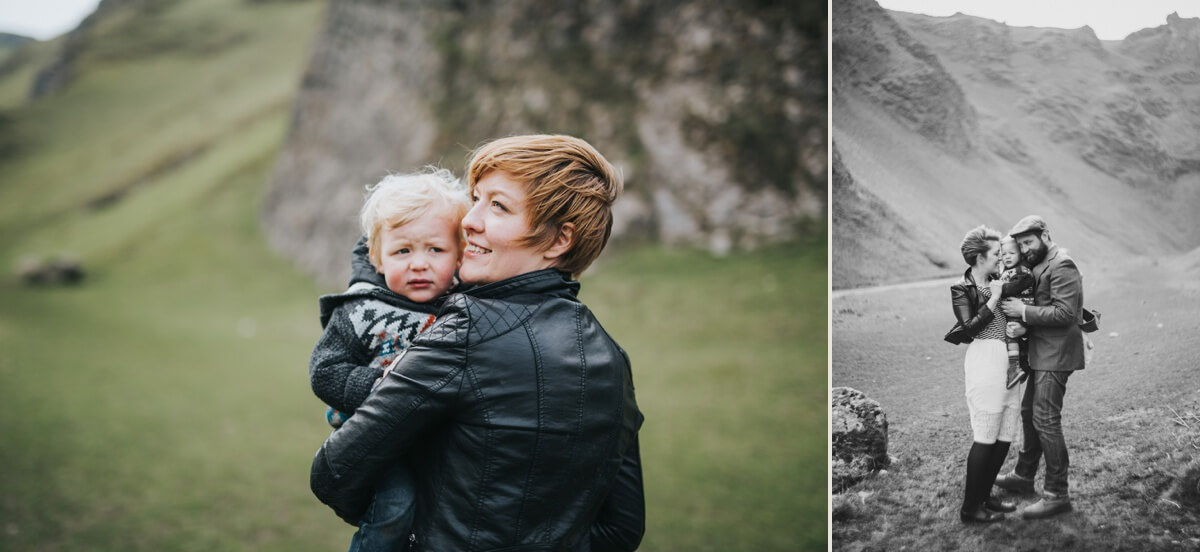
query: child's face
[
  {"left": 377, "top": 207, "right": 462, "bottom": 303},
  {"left": 1000, "top": 240, "right": 1020, "bottom": 269}
]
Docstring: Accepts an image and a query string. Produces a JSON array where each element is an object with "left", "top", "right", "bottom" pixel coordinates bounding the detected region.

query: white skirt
[{"left": 963, "top": 339, "right": 1021, "bottom": 443}]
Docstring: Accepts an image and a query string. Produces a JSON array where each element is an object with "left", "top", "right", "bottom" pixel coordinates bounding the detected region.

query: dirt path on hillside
[{"left": 831, "top": 275, "right": 958, "bottom": 299}]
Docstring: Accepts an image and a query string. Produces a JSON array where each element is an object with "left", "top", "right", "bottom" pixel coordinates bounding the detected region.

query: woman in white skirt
[{"left": 950, "top": 225, "right": 1022, "bottom": 523}]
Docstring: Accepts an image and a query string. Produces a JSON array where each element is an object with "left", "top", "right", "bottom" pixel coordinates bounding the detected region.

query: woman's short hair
[
  {"left": 466, "top": 135, "right": 623, "bottom": 277},
  {"left": 960, "top": 225, "right": 1001, "bottom": 267},
  {"left": 360, "top": 166, "right": 471, "bottom": 269}
]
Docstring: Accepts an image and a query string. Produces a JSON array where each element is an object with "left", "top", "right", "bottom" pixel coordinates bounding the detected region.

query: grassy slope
[{"left": 0, "top": 1, "right": 829, "bottom": 550}]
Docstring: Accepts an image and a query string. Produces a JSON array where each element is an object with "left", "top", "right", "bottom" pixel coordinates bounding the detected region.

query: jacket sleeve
[
  {"left": 309, "top": 305, "right": 383, "bottom": 414},
  {"left": 1024, "top": 258, "right": 1082, "bottom": 327},
  {"left": 310, "top": 312, "right": 468, "bottom": 525},
  {"left": 589, "top": 435, "right": 646, "bottom": 552},
  {"left": 951, "top": 284, "right": 993, "bottom": 336}
]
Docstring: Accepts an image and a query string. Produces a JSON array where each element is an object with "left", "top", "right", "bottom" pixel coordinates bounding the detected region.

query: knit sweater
[
  {"left": 1000, "top": 265, "right": 1034, "bottom": 302},
  {"left": 309, "top": 283, "right": 439, "bottom": 424},
  {"left": 308, "top": 237, "right": 446, "bottom": 426}
]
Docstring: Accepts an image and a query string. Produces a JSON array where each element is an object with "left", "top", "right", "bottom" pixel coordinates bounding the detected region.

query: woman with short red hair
[{"left": 312, "top": 135, "right": 644, "bottom": 551}]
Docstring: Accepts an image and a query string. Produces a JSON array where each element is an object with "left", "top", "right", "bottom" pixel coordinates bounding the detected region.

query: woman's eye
[{"left": 491, "top": 201, "right": 506, "bottom": 212}]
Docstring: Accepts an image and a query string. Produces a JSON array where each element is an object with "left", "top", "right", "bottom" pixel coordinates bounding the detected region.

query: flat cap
[{"left": 1009, "top": 215, "right": 1047, "bottom": 237}]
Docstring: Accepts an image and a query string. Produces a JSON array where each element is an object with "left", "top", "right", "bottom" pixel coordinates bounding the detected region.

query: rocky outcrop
[
  {"left": 13, "top": 254, "right": 85, "bottom": 286},
  {"left": 1122, "top": 13, "right": 1200, "bottom": 66},
  {"left": 264, "top": 0, "right": 826, "bottom": 285},
  {"left": 831, "top": 387, "right": 890, "bottom": 492}
]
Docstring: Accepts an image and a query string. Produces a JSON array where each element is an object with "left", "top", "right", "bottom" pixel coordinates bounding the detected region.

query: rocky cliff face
[
  {"left": 832, "top": 0, "right": 977, "bottom": 156},
  {"left": 834, "top": 0, "right": 1200, "bottom": 288},
  {"left": 264, "top": 0, "right": 826, "bottom": 285}
]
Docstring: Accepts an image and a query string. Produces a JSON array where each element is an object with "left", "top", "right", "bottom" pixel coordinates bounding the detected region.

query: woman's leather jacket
[
  {"left": 949, "top": 268, "right": 995, "bottom": 341},
  {"left": 310, "top": 268, "right": 644, "bottom": 551}
]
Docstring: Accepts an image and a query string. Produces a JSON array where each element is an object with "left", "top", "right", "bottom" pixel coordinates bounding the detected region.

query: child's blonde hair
[{"left": 360, "top": 167, "right": 471, "bottom": 269}]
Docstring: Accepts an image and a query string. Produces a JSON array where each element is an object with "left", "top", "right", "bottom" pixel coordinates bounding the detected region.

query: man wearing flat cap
[{"left": 993, "top": 215, "right": 1085, "bottom": 519}]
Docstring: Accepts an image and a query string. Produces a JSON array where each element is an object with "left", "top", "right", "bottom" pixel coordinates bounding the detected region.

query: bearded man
[{"left": 995, "top": 215, "right": 1085, "bottom": 520}]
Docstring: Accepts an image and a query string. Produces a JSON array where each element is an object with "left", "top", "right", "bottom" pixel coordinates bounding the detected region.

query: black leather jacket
[
  {"left": 310, "top": 268, "right": 645, "bottom": 551},
  {"left": 950, "top": 268, "right": 995, "bottom": 338}
]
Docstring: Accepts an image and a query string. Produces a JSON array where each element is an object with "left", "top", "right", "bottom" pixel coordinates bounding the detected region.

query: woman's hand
[{"left": 988, "top": 279, "right": 1004, "bottom": 296}]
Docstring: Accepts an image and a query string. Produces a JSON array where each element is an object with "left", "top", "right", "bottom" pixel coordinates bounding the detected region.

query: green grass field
[{"left": 0, "top": 1, "right": 828, "bottom": 549}]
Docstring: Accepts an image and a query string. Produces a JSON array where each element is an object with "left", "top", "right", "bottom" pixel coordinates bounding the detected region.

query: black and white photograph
[{"left": 832, "top": 0, "right": 1200, "bottom": 549}]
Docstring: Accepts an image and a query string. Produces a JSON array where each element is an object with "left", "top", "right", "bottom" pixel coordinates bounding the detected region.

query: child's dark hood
[{"left": 348, "top": 236, "right": 388, "bottom": 288}]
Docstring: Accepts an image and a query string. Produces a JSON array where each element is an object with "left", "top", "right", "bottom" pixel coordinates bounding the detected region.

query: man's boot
[
  {"left": 994, "top": 472, "right": 1035, "bottom": 494},
  {"left": 1021, "top": 493, "right": 1073, "bottom": 519}
]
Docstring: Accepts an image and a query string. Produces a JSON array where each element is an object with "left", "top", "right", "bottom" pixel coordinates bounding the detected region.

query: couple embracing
[{"left": 947, "top": 215, "right": 1089, "bottom": 523}]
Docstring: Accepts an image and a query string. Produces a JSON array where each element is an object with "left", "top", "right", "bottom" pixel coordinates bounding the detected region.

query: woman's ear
[{"left": 543, "top": 222, "right": 576, "bottom": 261}]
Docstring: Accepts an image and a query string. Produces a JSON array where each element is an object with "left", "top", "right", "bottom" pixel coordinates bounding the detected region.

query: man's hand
[{"left": 1000, "top": 298, "right": 1025, "bottom": 319}]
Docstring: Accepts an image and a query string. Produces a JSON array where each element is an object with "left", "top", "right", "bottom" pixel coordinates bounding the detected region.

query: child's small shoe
[{"left": 1005, "top": 361, "right": 1027, "bottom": 389}]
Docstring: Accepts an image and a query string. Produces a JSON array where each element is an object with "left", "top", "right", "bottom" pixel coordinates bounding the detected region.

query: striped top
[{"left": 975, "top": 285, "right": 1007, "bottom": 340}]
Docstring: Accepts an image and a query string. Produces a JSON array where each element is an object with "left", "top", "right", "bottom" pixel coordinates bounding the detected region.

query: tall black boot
[
  {"left": 962, "top": 442, "right": 1004, "bottom": 523},
  {"left": 983, "top": 441, "right": 1016, "bottom": 512}
]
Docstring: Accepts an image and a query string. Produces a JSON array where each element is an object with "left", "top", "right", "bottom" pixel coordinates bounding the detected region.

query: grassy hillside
[{"left": 0, "top": 1, "right": 829, "bottom": 550}]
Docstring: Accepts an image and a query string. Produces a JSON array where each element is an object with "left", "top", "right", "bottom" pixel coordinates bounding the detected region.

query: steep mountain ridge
[
  {"left": 1122, "top": 12, "right": 1200, "bottom": 66},
  {"left": 834, "top": 0, "right": 1200, "bottom": 288}
]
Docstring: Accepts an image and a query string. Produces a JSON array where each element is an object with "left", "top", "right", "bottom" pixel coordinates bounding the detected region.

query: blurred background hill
[
  {"left": 0, "top": 0, "right": 827, "bottom": 550},
  {"left": 833, "top": 0, "right": 1200, "bottom": 289}
]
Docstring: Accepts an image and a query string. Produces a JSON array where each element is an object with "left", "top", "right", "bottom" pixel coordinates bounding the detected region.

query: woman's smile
[{"left": 459, "top": 171, "right": 557, "bottom": 284}]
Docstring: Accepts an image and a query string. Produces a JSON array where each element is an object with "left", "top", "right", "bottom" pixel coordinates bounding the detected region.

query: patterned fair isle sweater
[{"left": 309, "top": 282, "right": 439, "bottom": 427}]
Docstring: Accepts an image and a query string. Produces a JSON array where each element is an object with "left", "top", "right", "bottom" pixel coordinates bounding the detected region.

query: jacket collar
[
  {"left": 317, "top": 280, "right": 442, "bottom": 327},
  {"left": 464, "top": 268, "right": 580, "bottom": 301}
]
